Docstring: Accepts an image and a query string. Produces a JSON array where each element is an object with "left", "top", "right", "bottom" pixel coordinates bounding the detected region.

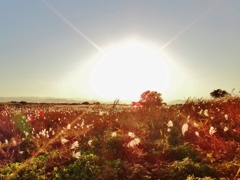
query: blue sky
[{"left": 1, "top": 0, "right": 240, "bottom": 102}]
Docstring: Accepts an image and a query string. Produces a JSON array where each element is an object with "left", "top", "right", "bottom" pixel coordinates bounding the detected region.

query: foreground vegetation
[{"left": 1, "top": 91, "right": 240, "bottom": 179}]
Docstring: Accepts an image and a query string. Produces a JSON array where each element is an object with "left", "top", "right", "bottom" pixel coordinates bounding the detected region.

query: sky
[{"left": 1, "top": 0, "right": 240, "bottom": 102}]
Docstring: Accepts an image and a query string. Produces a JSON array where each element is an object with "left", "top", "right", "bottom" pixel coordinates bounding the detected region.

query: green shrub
[
  {"left": 53, "top": 153, "right": 101, "bottom": 180},
  {"left": 168, "top": 157, "right": 215, "bottom": 180}
]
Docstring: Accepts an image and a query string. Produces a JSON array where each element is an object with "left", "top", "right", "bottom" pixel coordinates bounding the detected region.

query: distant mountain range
[
  {"left": 167, "top": 99, "right": 186, "bottom": 105},
  {"left": 0, "top": 97, "right": 85, "bottom": 104},
  {"left": 0, "top": 97, "right": 186, "bottom": 105}
]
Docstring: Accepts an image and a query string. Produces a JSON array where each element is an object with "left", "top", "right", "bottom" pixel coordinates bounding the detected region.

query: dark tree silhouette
[
  {"left": 82, "top": 101, "right": 90, "bottom": 105},
  {"left": 210, "top": 89, "right": 230, "bottom": 98},
  {"left": 20, "top": 101, "right": 27, "bottom": 105}
]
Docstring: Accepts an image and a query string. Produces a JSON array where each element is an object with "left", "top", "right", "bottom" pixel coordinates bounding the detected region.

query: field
[{"left": 1, "top": 92, "right": 240, "bottom": 179}]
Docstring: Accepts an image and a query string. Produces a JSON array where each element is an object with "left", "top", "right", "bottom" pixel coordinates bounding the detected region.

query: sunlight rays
[
  {"left": 159, "top": 0, "right": 224, "bottom": 51},
  {"left": 42, "top": 0, "right": 104, "bottom": 53},
  {"left": 42, "top": 0, "right": 225, "bottom": 102}
]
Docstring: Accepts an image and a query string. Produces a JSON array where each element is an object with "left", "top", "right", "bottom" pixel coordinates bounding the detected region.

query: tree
[
  {"left": 139, "top": 90, "right": 163, "bottom": 107},
  {"left": 131, "top": 90, "right": 164, "bottom": 111},
  {"left": 82, "top": 101, "right": 90, "bottom": 105},
  {"left": 210, "top": 89, "right": 230, "bottom": 98},
  {"left": 20, "top": 101, "right": 27, "bottom": 105}
]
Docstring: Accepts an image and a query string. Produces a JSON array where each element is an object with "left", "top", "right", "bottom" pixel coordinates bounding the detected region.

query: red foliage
[{"left": 131, "top": 90, "right": 163, "bottom": 112}]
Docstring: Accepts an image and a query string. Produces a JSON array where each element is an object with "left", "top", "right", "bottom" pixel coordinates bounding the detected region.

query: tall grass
[{"left": 0, "top": 95, "right": 240, "bottom": 179}]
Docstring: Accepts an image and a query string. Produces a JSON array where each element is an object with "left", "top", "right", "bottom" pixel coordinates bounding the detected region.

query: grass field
[{"left": 1, "top": 92, "right": 240, "bottom": 179}]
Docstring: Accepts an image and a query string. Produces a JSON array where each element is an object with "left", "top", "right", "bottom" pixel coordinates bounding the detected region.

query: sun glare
[{"left": 90, "top": 40, "right": 170, "bottom": 101}]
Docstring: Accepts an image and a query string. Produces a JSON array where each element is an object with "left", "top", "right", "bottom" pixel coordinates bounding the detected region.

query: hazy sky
[{"left": 1, "top": 0, "right": 240, "bottom": 102}]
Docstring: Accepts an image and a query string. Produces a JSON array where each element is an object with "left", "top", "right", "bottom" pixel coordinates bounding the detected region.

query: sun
[{"left": 90, "top": 40, "right": 170, "bottom": 101}]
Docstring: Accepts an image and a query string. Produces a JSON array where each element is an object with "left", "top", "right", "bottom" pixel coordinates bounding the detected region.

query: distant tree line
[{"left": 7, "top": 101, "right": 101, "bottom": 105}]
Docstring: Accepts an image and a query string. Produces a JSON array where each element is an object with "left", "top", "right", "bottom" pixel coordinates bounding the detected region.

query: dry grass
[{"left": 1, "top": 95, "right": 240, "bottom": 179}]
